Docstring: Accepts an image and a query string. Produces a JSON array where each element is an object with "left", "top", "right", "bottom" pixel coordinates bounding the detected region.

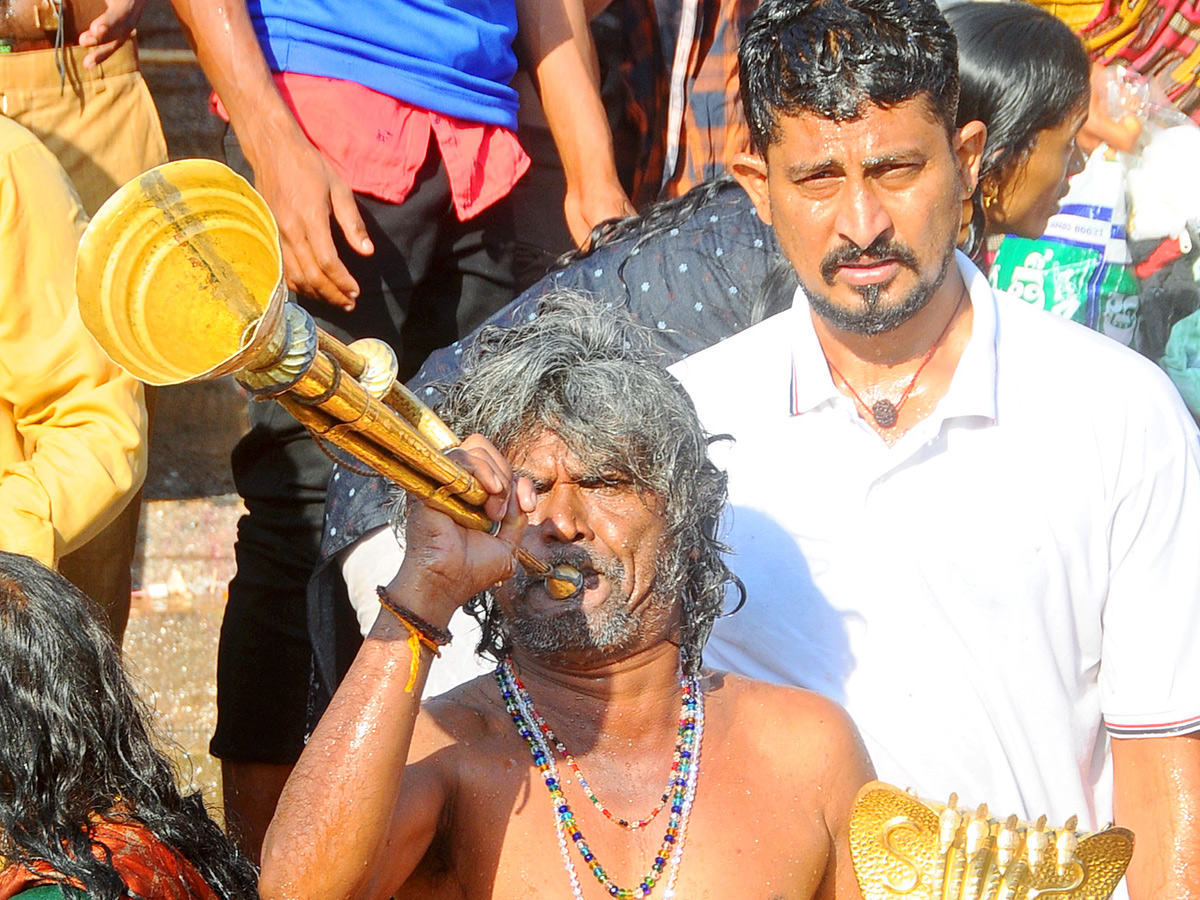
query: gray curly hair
[{"left": 413, "top": 290, "right": 741, "bottom": 677}]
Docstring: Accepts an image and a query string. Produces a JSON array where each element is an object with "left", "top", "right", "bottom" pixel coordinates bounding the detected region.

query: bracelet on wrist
[{"left": 375, "top": 586, "right": 453, "bottom": 693}]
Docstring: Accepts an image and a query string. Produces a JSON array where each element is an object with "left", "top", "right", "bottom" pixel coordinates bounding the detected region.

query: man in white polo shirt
[{"left": 669, "top": 0, "right": 1200, "bottom": 897}]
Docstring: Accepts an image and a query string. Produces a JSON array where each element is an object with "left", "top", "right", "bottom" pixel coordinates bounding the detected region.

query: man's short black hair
[{"left": 739, "top": 0, "right": 960, "bottom": 153}]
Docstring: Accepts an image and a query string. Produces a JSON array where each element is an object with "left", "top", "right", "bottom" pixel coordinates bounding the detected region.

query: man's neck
[
  {"left": 811, "top": 268, "right": 974, "bottom": 441},
  {"left": 506, "top": 640, "right": 689, "bottom": 757}
]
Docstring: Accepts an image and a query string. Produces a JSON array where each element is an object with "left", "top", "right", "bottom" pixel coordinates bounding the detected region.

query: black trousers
[{"left": 210, "top": 130, "right": 517, "bottom": 762}]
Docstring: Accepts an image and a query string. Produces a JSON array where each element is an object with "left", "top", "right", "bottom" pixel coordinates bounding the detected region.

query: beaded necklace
[
  {"left": 496, "top": 658, "right": 704, "bottom": 900},
  {"left": 520, "top": 670, "right": 696, "bottom": 831}
]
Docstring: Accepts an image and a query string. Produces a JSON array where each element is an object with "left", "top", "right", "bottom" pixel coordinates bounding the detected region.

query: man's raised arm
[
  {"left": 258, "top": 436, "right": 535, "bottom": 900},
  {"left": 168, "top": 0, "right": 371, "bottom": 310}
]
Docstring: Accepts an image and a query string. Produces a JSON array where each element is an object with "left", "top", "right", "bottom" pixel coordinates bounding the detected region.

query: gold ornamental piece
[
  {"left": 76, "top": 159, "right": 285, "bottom": 386},
  {"left": 849, "top": 781, "right": 1133, "bottom": 900}
]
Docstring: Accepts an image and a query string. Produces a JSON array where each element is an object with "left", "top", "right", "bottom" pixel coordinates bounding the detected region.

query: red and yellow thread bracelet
[{"left": 375, "top": 586, "right": 453, "bottom": 692}]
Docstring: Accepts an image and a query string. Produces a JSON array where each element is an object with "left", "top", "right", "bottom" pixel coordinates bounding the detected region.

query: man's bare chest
[{"left": 400, "top": 761, "right": 833, "bottom": 900}]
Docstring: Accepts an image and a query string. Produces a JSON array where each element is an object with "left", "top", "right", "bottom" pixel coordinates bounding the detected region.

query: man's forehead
[
  {"left": 508, "top": 430, "right": 667, "bottom": 512},
  {"left": 508, "top": 429, "right": 623, "bottom": 477},
  {"left": 766, "top": 97, "right": 951, "bottom": 164}
]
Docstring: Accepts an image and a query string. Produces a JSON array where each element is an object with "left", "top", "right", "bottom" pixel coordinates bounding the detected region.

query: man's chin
[
  {"left": 804, "top": 257, "right": 954, "bottom": 336},
  {"left": 504, "top": 604, "right": 640, "bottom": 659},
  {"left": 807, "top": 287, "right": 926, "bottom": 336}
]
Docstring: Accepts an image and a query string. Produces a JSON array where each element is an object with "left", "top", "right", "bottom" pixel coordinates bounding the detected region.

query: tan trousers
[
  {"left": 0, "top": 41, "right": 167, "bottom": 216},
  {"left": 1, "top": 39, "right": 167, "bottom": 638}
]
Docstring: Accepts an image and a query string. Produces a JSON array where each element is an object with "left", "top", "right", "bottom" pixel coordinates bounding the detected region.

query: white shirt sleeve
[
  {"left": 339, "top": 526, "right": 402, "bottom": 637},
  {"left": 1099, "top": 388, "right": 1200, "bottom": 738}
]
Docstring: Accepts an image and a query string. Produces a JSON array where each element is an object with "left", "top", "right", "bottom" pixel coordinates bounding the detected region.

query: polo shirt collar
[{"left": 788, "top": 251, "right": 999, "bottom": 425}]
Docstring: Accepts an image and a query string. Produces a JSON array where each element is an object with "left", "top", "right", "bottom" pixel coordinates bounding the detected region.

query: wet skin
[
  {"left": 732, "top": 99, "right": 985, "bottom": 440},
  {"left": 494, "top": 430, "right": 678, "bottom": 663},
  {"left": 259, "top": 434, "right": 875, "bottom": 900},
  {"left": 985, "top": 107, "right": 1088, "bottom": 241},
  {"left": 734, "top": 98, "right": 979, "bottom": 339},
  {"left": 1, "top": 0, "right": 108, "bottom": 42}
]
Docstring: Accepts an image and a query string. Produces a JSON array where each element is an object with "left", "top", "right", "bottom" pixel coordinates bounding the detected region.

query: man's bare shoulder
[
  {"left": 690, "top": 669, "right": 872, "bottom": 897},
  {"left": 705, "top": 669, "right": 872, "bottom": 778},
  {"left": 412, "top": 673, "right": 505, "bottom": 745}
]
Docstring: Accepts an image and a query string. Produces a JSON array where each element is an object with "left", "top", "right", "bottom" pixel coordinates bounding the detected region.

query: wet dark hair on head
[
  {"left": 949, "top": 2, "right": 1089, "bottom": 195},
  {"left": 0, "top": 552, "right": 258, "bottom": 900},
  {"left": 739, "top": 0, "right": 960, "bottom": 152},
  {"left": 424, "top": 291, "right": 743, "bottom": 677}
]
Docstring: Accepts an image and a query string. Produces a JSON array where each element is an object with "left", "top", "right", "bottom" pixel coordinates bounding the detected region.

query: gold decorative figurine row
[{"left": 849, "top": 782, "right": 1134, "bottom": 900}]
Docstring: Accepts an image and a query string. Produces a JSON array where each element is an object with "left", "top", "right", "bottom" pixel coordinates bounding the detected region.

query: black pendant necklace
[
  {"left": 870, "top": 399, "right": 898, "bottom": 428},
  {"left": 824, "top": 287, "right": 967, "bottom": 430}
]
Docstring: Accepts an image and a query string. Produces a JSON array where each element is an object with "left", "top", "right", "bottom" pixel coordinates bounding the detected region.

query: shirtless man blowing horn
[{"left": 258, "top": 293, "right": 874, "bottom": 900}]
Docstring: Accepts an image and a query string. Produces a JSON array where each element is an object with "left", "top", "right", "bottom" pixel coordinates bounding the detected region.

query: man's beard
[
  {"left": 499, "top": 545, "right": 681, "bottom": 659},
  {"left": 803, "top": 234, "right": 956, "bottom": 336}
]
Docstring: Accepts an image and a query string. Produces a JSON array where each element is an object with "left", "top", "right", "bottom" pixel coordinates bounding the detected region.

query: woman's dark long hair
[
  {"left": 0, "top": 552, "right": 257, "bottom": 900},
  {"left": 948, "top": 2, "right": 1090, "bottom": 253}
]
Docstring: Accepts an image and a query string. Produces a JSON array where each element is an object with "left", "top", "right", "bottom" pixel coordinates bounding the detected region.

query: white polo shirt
[{"left": 671, "top": 253, "right": 1200, "bottom": 834}]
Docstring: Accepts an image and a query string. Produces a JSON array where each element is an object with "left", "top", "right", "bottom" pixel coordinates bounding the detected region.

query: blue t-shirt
[{"left": 248, "top": 0, "right": 520, "bottom": 129}]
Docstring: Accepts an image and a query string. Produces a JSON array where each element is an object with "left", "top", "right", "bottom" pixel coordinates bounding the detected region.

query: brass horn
[{"left": 75, "top": 159, "right": 582, "bottom": 600}]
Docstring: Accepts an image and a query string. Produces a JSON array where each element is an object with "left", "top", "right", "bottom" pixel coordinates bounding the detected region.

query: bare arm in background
[
  {"left": 76, "top": 0, "right": 144, "bottom": 67},
  {"left": 167, "top": 0, "right": 372, "bottom": 311},
  {"left": 516, "top": 0, "right": 634, "bottom": 246}
]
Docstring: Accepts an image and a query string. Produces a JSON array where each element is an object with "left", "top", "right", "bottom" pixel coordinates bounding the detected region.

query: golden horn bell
[
  {"left": 76, "top": 159, "right": 286, "bottom": 386},
  {"left": 75, "top": 159, "right": 582, "bottom": 601}
]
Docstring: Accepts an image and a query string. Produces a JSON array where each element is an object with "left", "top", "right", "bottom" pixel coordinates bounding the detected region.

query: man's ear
[
  {"left": 731, "top": 151, "right": 773, "bottom": 226},
  {"left": 953, "top": 120, "right": 987, "bottom": 198}
]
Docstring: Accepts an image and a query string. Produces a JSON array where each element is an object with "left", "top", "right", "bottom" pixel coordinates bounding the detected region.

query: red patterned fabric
[
  {"left": 1080, "top": 0, "right": 1200, "bottom": 116},
  {"left": 211, "top": 73, "right": 529, "bottom": 221},
  {"left": 0, "top": 820, "right": 219, "bottom": 900},
  {"left": 618, "top": 0, "right": 757, "bottom": 206}
]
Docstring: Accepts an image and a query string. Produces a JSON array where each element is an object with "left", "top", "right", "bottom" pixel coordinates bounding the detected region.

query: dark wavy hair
[
  {"left": 739, "top": 0, "right": 961, "bottom": 152},
  {"left": 949, "top": 2, "right": 1089, "bottom": 250},
  {"left": 424, "top": 291, "right": 743, "bottom": 677},
  {"left": 0, "top": 552, "right": 258, "bottom": 900}
]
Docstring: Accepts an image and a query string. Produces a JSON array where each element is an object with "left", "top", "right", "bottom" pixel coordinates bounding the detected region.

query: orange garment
[
  {"left": 0, "top": 819, "right": 219, "bottom": 900},
  {"left": 212, "top": 73, "right": 529, "bottom": 221}
]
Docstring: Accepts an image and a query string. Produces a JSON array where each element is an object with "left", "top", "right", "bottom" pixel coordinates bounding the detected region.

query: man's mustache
[
  {"left": 509, "top": 547, "right": 624, "bottom": 594},
  {"left": 819, "top": 237, "right": 920, "bottom": 285}
]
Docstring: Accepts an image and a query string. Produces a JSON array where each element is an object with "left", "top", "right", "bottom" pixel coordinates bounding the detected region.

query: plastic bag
[{"left": 990, "top": 146, "right": 1139, "bottom": 347}]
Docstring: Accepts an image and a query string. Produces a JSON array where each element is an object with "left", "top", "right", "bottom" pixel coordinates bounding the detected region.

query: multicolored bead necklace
[
  {"left": 496, "top": 658, "right": 704, "bottom": 900},
  {"left": 517, "top": 668, "right": 697, "bottom": 831}
]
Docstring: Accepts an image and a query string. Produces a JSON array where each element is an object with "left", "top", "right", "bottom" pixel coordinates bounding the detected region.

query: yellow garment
[
  {"left": 0, "top": 42, "right": 168, "bottom": 216},
  {"left": 0, "top": 117, "right": 146, "bottom": 565}
]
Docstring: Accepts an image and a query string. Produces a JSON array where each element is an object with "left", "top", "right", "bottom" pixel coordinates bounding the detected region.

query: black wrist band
[{"left": 375, "top": 585, "right": 453, "bottom": 647}]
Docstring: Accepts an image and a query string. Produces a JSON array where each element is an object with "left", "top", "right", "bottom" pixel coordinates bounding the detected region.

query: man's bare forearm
[
  {"left": 166, "top": 0, "right": 303, "bottom": 169},
  {"left": 516, "top": 0, "right": 632, "bottom": 244},
  {"left": 1113, "top": 732, "right": 1200, "bottom": 898},
  {"left": 258, "top": 606, "right": 441, "bottom": 900},
  {"left": 167, "top": 0, "right": 370, "bottom": 307},
  {"left": 260, "top": 441, "right": 528, "bottom": 900}
]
